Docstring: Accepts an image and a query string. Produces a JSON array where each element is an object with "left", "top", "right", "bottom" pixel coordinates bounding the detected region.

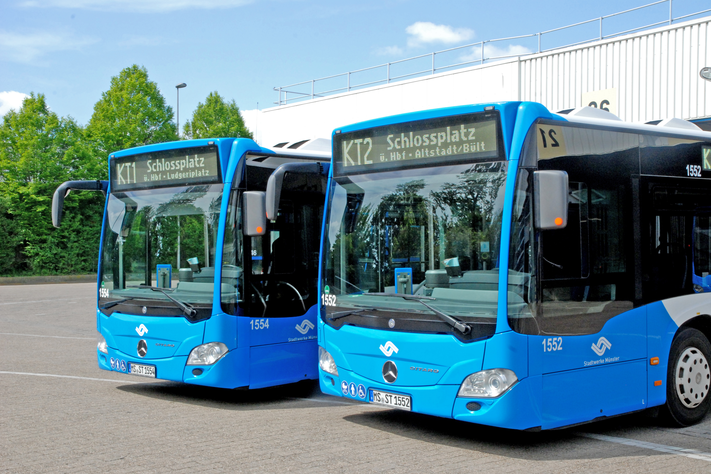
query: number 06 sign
[{"left": 581, "top": 88, "right": 618, "bottom": 116}]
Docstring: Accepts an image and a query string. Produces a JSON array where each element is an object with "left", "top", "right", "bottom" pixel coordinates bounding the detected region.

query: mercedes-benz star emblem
[
  {"left": 388, "top": 318, "right": 395, "bottom": 328},
  {"left": 137, "top": 339, "right": 148, "bottom": 358},
  {"left": 142, "top": 306, "right": 148, "bottom": 315},
  {"left": 382, "top": 360, "right": 398, "bottom": 383}
]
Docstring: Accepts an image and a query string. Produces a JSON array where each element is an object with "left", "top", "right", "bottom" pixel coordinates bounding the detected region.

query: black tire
[{"left": 661, "top": 327, "right": 711, "bottom": 426}]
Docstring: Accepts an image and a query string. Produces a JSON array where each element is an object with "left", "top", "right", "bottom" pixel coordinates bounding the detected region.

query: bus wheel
[{"left": 663, "top": 328, "right": 711, "bottom": 426}]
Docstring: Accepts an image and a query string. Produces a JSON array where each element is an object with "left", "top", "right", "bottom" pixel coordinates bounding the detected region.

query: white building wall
[
  {"left": 249, "top": 16, "right": 711, "bottom": 147},
  {"left": 519, "top": 17, "right": 710, "bottom": 123}
]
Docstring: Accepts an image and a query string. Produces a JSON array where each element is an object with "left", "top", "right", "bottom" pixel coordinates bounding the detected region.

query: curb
[{"left": 0, "top": 275, "right": 96, "bottom": 286}]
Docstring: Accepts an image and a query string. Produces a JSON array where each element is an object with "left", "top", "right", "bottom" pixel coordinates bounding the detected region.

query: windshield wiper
[
  {"left": 367, "top": 293, "right": 472, "bottom": 335},
  {"left": 100, "top": 296, "right": 138, "bottom": 310},
  {"left": 328, "top": 306, "right": 380, "bottom": 321},
  {"left": 137, "top": 285, "right": 197, "bottom": 318}
]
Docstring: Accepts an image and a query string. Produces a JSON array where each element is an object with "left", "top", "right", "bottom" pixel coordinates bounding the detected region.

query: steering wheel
[
  {"left": 274, "top": 281, "right": 306, "bottom": 313},
  {"left": 250, "top": 282, "right": 267, "bottom": 317}
]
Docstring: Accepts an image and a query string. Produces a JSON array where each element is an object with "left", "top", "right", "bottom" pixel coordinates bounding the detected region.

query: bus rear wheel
[{"left": 662, "top": 328, "right": 711, "bottom": 426}]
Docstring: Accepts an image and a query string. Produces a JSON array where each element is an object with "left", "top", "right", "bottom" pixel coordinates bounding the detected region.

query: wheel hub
[{"left": 675, "top": 347, "right": 711, "bottom": 409}]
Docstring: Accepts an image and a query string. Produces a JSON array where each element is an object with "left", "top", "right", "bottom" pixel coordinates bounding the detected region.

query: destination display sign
[
  {"left": 110, "top": 145, "right": 221, "bottom": 191},
  {"left": 334, "top": 112, "right": 501, "bottom": 175}
]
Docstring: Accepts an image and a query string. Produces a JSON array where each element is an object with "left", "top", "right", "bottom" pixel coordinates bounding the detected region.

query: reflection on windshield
[
  {"left": 323, "top": 162, "right": 509, "bottom": 322},
  {"left": 99, "top": 184, "right": 223, "bottom": 314}
]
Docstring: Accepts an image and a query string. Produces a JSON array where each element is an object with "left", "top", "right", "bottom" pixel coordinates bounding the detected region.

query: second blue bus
[{"left": 318, "top": 101, "right": 711, "bottom": 429}]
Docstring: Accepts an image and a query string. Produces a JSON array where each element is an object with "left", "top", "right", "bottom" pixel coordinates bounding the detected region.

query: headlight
[
  {"left": 458, "top": 368, "right": 518, "bottom": 398},
  {"left": 97, "top": 333, "right": 108, "bottom": 354},
  {"left": 318, "top": 347, "right": 338, "bottom": 376},
  {"left": 187, "top": 342, "right": 228, "bottom": 365}
]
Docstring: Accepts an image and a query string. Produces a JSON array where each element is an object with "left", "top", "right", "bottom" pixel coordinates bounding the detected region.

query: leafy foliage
[
  {"left": 183, "top": 92, "right": 252, "bottom": 140},
  {"left": 0, "top": 194, "right": 21, "bottom": 274},
  {"left": 0, "top": 93, "right": 105, "bottom": 275},
  {"left": 87, "top": 65, "right": 177, "bottom": 155}
]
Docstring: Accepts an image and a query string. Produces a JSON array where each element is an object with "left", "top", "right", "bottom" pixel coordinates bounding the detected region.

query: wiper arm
[
  {"left": 367, "top": 293, "right": 472, "bottom": 335},
  {"left": 137, "top": 285, "right": 197, "bottom": 318},
  {"left": 100, "top": 296, "right": 137, "bottom": 310},
  {"left": 328, "top": 306, "right": 380, "bottom": 321}
]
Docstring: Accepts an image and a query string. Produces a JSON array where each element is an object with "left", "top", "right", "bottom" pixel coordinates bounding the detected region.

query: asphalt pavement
[{"left": 2, "top": 282, "right": 711, "bottom": 473}]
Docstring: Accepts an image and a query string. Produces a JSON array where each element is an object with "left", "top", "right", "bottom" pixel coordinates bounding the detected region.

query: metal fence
[{"left": 273, "top": 0, "right": 711, "bottom": 106}]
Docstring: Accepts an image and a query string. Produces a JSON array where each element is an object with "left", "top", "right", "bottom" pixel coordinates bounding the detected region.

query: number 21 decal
[{"left": 536, "top": 125, "right": 567, "bottom": 159}]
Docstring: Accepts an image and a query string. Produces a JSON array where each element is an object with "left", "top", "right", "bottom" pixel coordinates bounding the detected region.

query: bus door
[
  {"left": 244, "top": 193, "right": 323, "bottom": 388},
  {"left": 638, "top": 180, "right": 711, "bottom": 302},
  {"left": 529, "top": 125, "right": 646, "bottom": 428},
  {"left": 693, "top": 214, "right": 711, "bottom": 292},
  {"left": 638, "top": 179, "right": 711, "bottom": 404}
]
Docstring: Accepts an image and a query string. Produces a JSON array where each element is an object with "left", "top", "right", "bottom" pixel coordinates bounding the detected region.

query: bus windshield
[
  {"left": 322, "top": 162, "right": 508, "bottom": 339},
  {"left": 99, "top": 184, "right": 223, "bottom": 320}
]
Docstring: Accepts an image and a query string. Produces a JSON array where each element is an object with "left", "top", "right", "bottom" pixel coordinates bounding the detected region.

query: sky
[{"left": 1, "top": 0, "right": 709, "bottom": 132}]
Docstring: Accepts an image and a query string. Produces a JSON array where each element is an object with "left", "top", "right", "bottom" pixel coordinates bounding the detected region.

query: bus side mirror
[
  {"left": 243, "top": 191, "right": 267, "bottom": 236},
  {"left": 266, "top": 162, "right": 325, "bottom": 221},
  {"left": 534, "top": 170, "right": 569, "bottom": 230},
  {"left": 52, "top": 180, "right": 108, "bottom": 228}
]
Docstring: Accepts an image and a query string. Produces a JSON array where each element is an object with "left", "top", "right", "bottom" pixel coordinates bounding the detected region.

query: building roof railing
[{"left": 273, "top": 0, "right": 711, "bottom": 106}]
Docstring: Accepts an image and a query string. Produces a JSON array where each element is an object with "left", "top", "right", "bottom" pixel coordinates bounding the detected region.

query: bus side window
[
  {"left": 540, "top": 181, "right": 587, "bottom": 281},
  {"left": 534, "top": 126, "right": 638, "bottom": 335},
  {"left": 694, "top": 216, "right": 711, "bottom": 292}
]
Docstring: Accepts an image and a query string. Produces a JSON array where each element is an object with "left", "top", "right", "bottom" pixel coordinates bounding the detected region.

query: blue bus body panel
[
  {"left": 202, "top": 312, "right": 238, "bottom": 350},
  {"left": 541, "top": 360, "right": 647, "bottom": 429},
  {"left": 239, "top": 305, "right": 319, "bottom": 347},
  {"left": 99, "top": 312, "right": 203, "bottom": 383},
  {"left": 481, "top": 330, "right": 528, "bottom": 380},
  {"left": 528, "top": 307, "right": 647, "bottom": 376},
  {"left": 324, "top": 324, "right": 485, "bottom": 386},
  {"left": 530, "top": 308, "right": 649, "bottom": 428},
  {"left": 240, "top": 305, "right": 319, "bottom": 389},
  {"left": 101, "top": 312, "right": 204, "bottom": 358},
  {"left": 250, "top": 340, "right": 318, "bottom": 389}
]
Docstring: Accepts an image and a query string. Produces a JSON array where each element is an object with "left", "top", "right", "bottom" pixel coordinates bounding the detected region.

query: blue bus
[
  {"left": 53, "top": 137, "right": 329, "bottom": 389},
  {"left": 317, "top": 102, "right": 711, "bottom": 430}
]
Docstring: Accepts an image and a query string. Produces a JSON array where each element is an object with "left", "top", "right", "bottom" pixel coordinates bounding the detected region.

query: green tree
[
  {"left": 0, "top": 93, "right": 104, "bottom": 275},
  {"left": 0, "top": 195, "right": 21, "bottom": 274},
  {"left": 86, "top": 65, "right": 177, "bottom": 156},
  {"left": 182, "top": 92, "right": 252, "bottom": 140}
]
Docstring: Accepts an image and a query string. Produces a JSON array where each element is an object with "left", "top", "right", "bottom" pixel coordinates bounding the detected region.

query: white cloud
[
  {"left": 0, "top": 30, "right": 97, "bottom": 64},
  {"left": 19, "top": 0, "right": 254, "bottom": 13},
  {"left": 375, "top": 45, "right": 405, "bottom": 57},
  {"left": 0, "top": 91, "right": 30, "bottom": 117},
  {"left": 406, "top": 22, "right": 474, "bottom": 48},
  {"left": 460, "top": 43, "right": 532, "bottom": 63}
]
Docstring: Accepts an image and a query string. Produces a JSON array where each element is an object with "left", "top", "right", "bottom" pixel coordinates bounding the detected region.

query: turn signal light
[
  {"left": 654, "top": 380, "right": 662, "bottom": 387},
  {"left": 650, "top": 357, "right": 659, "bottom": 365},
  {"left": 554, "top": 217, "right": 564, "bottom": 226}
]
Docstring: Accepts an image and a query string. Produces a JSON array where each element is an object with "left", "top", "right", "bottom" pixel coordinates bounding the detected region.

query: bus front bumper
[
  {"left": 319, "top": 368, "right": 542, "bottom": 431},
  {"left": 97, "top": 347, "right": 246, "bottom": 389}
]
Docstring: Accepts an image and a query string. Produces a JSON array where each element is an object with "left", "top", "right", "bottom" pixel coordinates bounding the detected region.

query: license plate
[
  {"left": 369, "top": 389, "right": 411, "bottom": 411},
  {"left": 128, "top": 362, "right": 156, "bottom": 378}
]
